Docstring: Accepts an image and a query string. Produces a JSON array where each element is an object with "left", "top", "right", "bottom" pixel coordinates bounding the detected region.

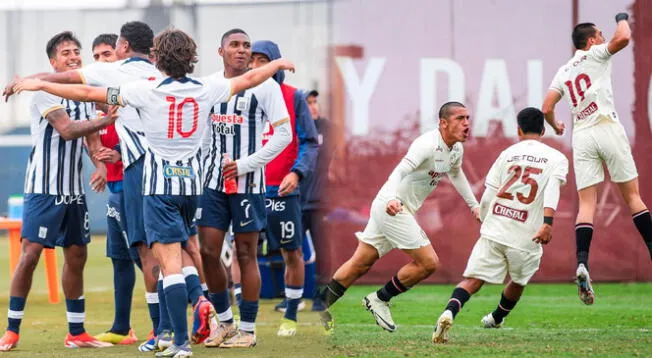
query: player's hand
[
  {"left": 278, "top": 172, "right": 300, "bottom": 197},
  {"left": 222, "top": 160, "right": 239, "bottom": 180},
  {"left": 386, "top": 199, "right": 403, "bottom": 216},
  {"left": 13, "top": 78, "right": 45, "bottom": 94},
  {"left": 553, "top": 121, "right": 565, "bottom": 136},
  {"left": 93, "top": 147, "right": 121, "bottom": 163},
  {"left": 89, "top": 165, "right": 107, "bottom": 193},
  {"left": 471, "top": 206, "right": 481, "bottom": 223},
  {"left": 532, "top": 223, "right": 552, "bottom": 245},
  {"left": 615, "top": 12, "right": 629, "bottom": 22},
  {"left": 273, "top": 59, "right": 295, "bottom": 73},
  {"left": 3, "top": 76, "right": 20, "bottom": 102}
]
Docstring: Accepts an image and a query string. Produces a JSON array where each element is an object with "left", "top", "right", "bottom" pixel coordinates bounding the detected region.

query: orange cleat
[
  {"left": 0, "top": 331, "right": 19, "bottom": 352},
  {"left": 64, "top": 332, "right": 113, "bottom": 348}
]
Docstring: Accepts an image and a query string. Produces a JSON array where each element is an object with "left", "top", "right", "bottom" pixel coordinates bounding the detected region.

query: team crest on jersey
[
  {"left": 236, "top": 97, "right": 250, "bottom": 111},
  {"left": 163, "top": 164, "right": 195, "bottom": 179},
  {"left": 213, "top": 122, "right": 236, "bottom": 136}
]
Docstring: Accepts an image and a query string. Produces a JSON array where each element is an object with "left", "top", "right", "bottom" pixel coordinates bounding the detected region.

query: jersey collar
[{"left": 123, "top": 56, "right": 153, "bottom": 65}]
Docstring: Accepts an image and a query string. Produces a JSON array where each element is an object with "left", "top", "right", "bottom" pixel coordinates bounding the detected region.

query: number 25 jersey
[
  {"left": 549, "top": 43, "right": 619, "bottom": 132},
  {"left": 481, "top": 140, "right": 568, "bottom": 252}
]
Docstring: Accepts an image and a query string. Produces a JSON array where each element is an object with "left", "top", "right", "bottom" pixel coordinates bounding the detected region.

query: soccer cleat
[
  {"left": 218, "top": 330, "right": 257, "bottom": 348},
  {"left": 481, "top": 313, "right": 503, "bottom": 328},
  {"left": 138, "top": 329, "right": 158, "bottom": 352},
  {"left": 64, "top": 332, "right": 113, "bottom": 348},
  {"left": 319, "top": 309, "right": 334, "bottom": 335},
  {"left": 576, "top": 264, "right": 595, "bottom": 305},
  {"left": 191, "top": 297, "right": 215, "bottom": 344},
  {"left": 432, "top": 310, "right": 454, "bottom": 344},
  {"left": 95, "top": 328, "right": 138, "bottom": 345},
  {"left": 156, "top": 330, "right": 173, "bottom": 351},
  {"left": 0, "top": 331, "right": 19, "bottom": 352},
  {"left": 204, "top": 322, "right": 237, "bottom": 347},
  {"left": 277, "top": 318, "right": 297, "bottom": 337},
  {"left": 274, "top": 298, "right": 307, "bottom": 313},
  {"left": 362, "top": 293, "right": 396, "bottom": 332},
  {"left": 155, "top": 341, "right": 192, "bottom": 358}
]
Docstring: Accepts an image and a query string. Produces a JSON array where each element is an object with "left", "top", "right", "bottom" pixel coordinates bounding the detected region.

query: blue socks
[
  {"left": 111, "top": 258, "right": 135, "bottom": 335},
  {"left": 208, "top": 290, "right": 233, "bottom": 324},
  {"left": 182, "top": 266, "right": 203, "bottom": 307},
  {"left": 156, "top": 276, "right": 171, "bottom": 335},
  {"left": 65, "top": 297, "right": 86, "bottom": 335},
  {"left": 163, "top": 274, "right": 189, "bottom": 346},
  {"left": 284, "top": 285, "right": 304, "bottom": 322},
  {"left": 7, "top": 296, "right": 26, "bottom": 334},
  {"left": 239, "top": 299, "right": 258, "bottom": 333}
]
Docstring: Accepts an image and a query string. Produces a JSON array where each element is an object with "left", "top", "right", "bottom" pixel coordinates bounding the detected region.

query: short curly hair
[
  {"left": 120, "top": 21, "right": 154, "bottom": 55},
  {"left": 151, "top": 28, "right": 198, "bottom": 78}
]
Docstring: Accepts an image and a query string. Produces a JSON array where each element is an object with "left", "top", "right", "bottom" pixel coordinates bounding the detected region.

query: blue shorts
[
  {"left": 106, "top": 191, "right": 139, "bottom": 261},
  {"left": 144, "top": 195, "right": 198, "bottom": 247},
  {"left": 123, "top": 157, "right": 146, "bottom": 247},
  {"left": 21, "top": 194, "right": 90, "bottom": 248},
  {"left": 266, "top": 195, "right": 302, "bottom": 251},
  {"left": 196, "top": 188, "right": 266, "bottom": 233}
]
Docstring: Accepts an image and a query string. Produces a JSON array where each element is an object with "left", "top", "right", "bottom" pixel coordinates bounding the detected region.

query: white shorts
[
  {"left": 573, "top": 118, "right": 638, "bottom": 190},
  {"left": 355, "top": 198, "right": 430, "bottom": 257},
  {"left": 463, "top": 237, "right": 542, "bottom": 286}
]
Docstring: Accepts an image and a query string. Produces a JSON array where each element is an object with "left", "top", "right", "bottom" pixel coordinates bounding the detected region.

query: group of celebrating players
[
  {"left": 0, "top": 20, "right": 329, "bottom": 357},
  {"left": 0, "top": 10, "right": 650, "bottom": 358}
]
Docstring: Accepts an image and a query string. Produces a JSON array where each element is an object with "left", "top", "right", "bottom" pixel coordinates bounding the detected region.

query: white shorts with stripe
[{"left": 463, "top": 237, "right": 542, "bottom": 286}]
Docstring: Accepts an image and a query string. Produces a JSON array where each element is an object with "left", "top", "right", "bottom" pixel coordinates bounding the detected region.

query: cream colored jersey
[
  {"left": 377, "top": 129, "right": 464, "bottom": 214},
  {"left": 549, "top": 44, "right": 619, "bottom": 131},
  {"left": 481, "top": 140, "right": 568, "bottom": 252}
]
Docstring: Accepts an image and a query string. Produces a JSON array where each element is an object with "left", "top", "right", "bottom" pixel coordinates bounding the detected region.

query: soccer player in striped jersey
[
  {"left": 250, "top": 40, "right": 320, "bottom": 337},
  {"left": 13, "top": 28, "right": 295, "bottom": 358},
  {"left": 196, "top": 29, "right": 293, "bottom": 348},
  {"left": 87, "top": 33, "right": 141, "bottom": 346},
  {"left": 0, "top": 31, "right": 115, "bottom": 352}
]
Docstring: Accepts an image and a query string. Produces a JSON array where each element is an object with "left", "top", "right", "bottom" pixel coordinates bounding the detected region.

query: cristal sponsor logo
[
  {"left": 266, "top": 198, "right": 286, "bottom": 212},
  {"left": 106, "top": 204, "right": 121, "bottom": 222},
  {"left": 576, "top": 102, "right": 598, "bottom": 121},
  {"left": 493, "top": 203, "right": 528, "bottom": 223},
  {"left": 211, "top": 114, "right": 244, "bottom": 124},
  {"left": 55, "top": 195, "right": 84, "bottom": 206},
  {"left": 163, "top": 165, "right": 195, "bottom": 179}
]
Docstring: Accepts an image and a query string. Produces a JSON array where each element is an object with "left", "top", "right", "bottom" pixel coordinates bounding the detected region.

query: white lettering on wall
[
  {"left": 420, "top": 58, "right": 465, "bottom": 132},
  {"left": 474, "top": 59, "right": 517, "bottom": 138}
]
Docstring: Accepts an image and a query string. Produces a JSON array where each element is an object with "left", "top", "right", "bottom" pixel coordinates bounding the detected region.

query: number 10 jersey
[{"left": 481, "top": 140, "right": 568, "bottom": 252}]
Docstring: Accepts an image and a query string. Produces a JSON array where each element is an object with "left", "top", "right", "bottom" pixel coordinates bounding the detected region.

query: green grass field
[{"left": 1, "top": 236, "right": 650, "bottom": 357}]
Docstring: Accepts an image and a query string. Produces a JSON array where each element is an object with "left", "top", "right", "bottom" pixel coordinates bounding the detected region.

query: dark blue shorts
[
  {"left": 21, "top": 193, "right": 90, "bottom": 248},
  {"left": 196, "top": 188, "right": 266, "bottom": 233},
  {"left": 106, "top": 191, "right": 139, "bottom": 260},
  {"left": 266, "top": 195, "right": 302, "bottom": 251},
  {"left": 123, "top": 157, "right": 146, "bottom": 247},
  {"left": 144, "top": 194, "right": 198, "bottom": 247}
]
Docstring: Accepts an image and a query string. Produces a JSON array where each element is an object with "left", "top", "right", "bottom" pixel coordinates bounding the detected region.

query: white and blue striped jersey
[
  {"left": 202, "top": 73, "right": 289, "bottom": 194},
  {"left": 78, "top": 57, "right": 161, "bottom": 168},
  {"left": 25, "top": 91, "right": 95, "bottom": 195},
  {"left": 118, "top": 75, "right": 232, "bottom": 196}
]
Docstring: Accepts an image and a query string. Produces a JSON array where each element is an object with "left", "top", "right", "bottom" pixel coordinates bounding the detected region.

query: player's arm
[
  {"left": 42, "top": 105, "right": 118, "bottom": 141},
  {"left": 230, "top": 59, "right": 295, "bottom": 95},
  {"left": 607, "top": 13, "right": 631, "bottom": 55},
  {"left": 278, "top": 91, "right": 320, "bottom": 196},
  {"left": 532, "top": 178, "right": 562, "bottom": 245},
  {"left": 14, "top": 78, "right": 113, "bottom": 105},
  {"left": 447, "top": 167, "right": 480, "bottom": 221},
  {"left": 383, "top": 138, "right": 430, "bottom": 215},
  {"left": 3, "top": 70, "right": 83, "bottom": 101},
  {"left": 85, "top": 131, "right": 107, "bottom": 193}
]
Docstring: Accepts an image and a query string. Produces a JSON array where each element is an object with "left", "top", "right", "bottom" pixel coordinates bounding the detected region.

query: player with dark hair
[
  {"left": 91, "top": 34, "right": 118, "bottom": 62},
  {"left": 318, "top": 101, "right": 480, "bottom": 334},
  {"left": 433, "top": 107, "right": 568, "bottom": 343},
  {"left": 542, "top": 12, "right": 652, "bottom": 305},
  {"left": 0, "top": 31, "right": 113, "bottom": 351}
]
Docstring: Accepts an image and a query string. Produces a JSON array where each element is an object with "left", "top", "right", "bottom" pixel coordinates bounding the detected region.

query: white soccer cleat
[
  {"left": 362, "top": 293, "right": 396, "bottom": 332},
  {"left": 481, "top": 313, "right": 503, "bottom": 328},
  {"left": 432, "top": 310, "right": 454, "bottom": 343},
  {"left": 576, "top": 264, "right": 595, "bottom": 305}
]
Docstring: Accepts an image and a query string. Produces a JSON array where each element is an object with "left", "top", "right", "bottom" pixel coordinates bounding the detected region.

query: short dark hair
[
  {"left": 120, "top": 21, "right": 154, "bottom": 55},
  {"left": 572, "top": 23, "right": 597, "bottom": 49},
  {"left": 92, "top": 33, "right": 118, "bottom": 50},
  {"left": 151, "top": 28, "right": 197, "bottom": 78},
  {"left": 308, "top": 90, "right": 319, "bottom": 97},
  {"left": 46, "top": 31, "right": 81, "bottom": 59},
  {"left": 517, "top": 107, "right": 545, "bottom": 135},
  {"left": 438, "top": 101, "right": 465, "bottom": 119},
  {"left": 221, "top": 28, "right": 248, "bottom": 46}
]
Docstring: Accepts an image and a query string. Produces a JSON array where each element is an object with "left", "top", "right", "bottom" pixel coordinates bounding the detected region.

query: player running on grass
[
  {"left": 433, "top": 107, "right": 568, "bottom": 343},
  {"left": 319, "top": 102, "right": 480, "bottom": 333}
]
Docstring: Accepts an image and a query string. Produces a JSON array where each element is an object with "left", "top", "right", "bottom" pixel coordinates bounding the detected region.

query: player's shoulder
[
  {"left": 31, "top": 90, "right": 62, "bottom": 107},
  {"left": 254, "top": 77, "right": 282, "bottom": 95}
]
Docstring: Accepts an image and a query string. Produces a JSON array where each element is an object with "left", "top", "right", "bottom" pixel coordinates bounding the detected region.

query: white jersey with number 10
[
  {"left": 481, "top": 140, "right": 568, "bottom": 252},
  {"left": 118, "top": 75, "right": 232, "bottom": 196}
]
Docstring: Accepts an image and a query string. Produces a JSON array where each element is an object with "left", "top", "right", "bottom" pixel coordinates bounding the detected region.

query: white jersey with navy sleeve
[
  {"left": 481, "top": 140, "right": 568, "bottom": 252},
  {"left": 118, "top": 75, "right": 232, "bottom": 196},
  {"left": 25, "top": 91, "right": 95, "bottom": 195},
  {"left": 78, "top": 57, "right": 161, "bottom": 167},
  {"left": 549, "top": 44, "right": 618, "bottom": 131},
  {"left": 202, "top": 73, "right": 289, "bottom": 194}
]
